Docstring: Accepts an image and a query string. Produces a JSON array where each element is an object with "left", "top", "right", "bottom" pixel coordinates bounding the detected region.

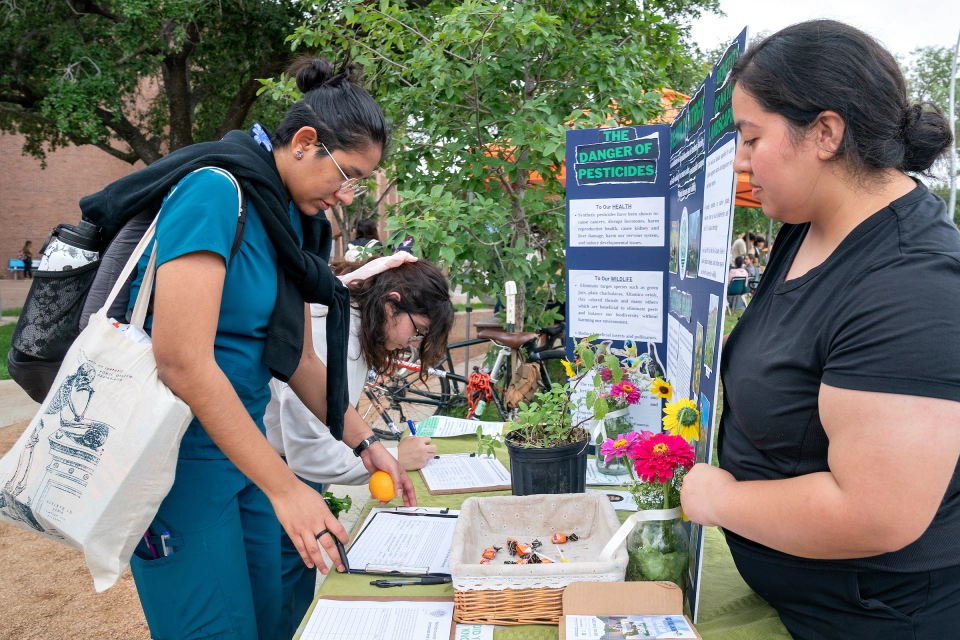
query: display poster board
[{"left": 564, "top": 28, "right": 748, "bottom": 621}]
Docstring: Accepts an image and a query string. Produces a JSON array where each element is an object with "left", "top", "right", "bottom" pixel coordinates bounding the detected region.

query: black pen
[{"left": 370, "top": 576, "right": 452, "bottom": 588}]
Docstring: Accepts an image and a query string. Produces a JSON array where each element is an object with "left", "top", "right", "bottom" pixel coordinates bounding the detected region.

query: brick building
[{"left": 0, "top": 133, "right": 138, "bottom": 269}]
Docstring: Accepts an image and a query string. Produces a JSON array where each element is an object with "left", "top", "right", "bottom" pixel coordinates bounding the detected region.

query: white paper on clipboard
[{"left": 347, "top": 509, "right": 459, "bottom": 576}]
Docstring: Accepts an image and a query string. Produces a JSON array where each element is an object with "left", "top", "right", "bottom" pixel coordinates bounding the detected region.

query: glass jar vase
[
  {"left": 624, "top": 512, "right": 689, "bottom": 594},
  {"left": 594, "top": 407, "right": 632, "bottom": 476}
]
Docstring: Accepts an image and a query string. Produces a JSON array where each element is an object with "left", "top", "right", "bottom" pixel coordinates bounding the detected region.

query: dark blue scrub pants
[
  {"left": 131, "top": 458, "right": 281, "bottom": 640},
  {"left": 279, "top": 477, "right": 324, "bottom": 640}
]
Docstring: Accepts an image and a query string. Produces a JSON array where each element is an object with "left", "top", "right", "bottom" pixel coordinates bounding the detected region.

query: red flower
[{"left": 631, "top": 433, "right": 695, "bottom": 483}]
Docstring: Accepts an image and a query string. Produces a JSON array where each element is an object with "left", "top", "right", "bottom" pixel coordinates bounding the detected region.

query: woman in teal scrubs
[{"left": 126, "top": 57, "right": 416, "bottom": 639}]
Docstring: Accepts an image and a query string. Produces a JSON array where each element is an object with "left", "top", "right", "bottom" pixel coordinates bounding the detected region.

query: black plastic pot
[{"left": 505, "top": 431, "right": 589, "bottom": 496}]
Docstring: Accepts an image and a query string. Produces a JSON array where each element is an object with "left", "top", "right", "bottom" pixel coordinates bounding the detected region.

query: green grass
[
  {"left": 453, "top": 303, "right": 491, "bottom": 312},
  {"left": 2, "top": 307, "right": 21, "bottom": 317},
  {"left": 0, "top": 323, "right": 14, "bottom": 380},
  {"left": 723, "top": 309, "right": 743, "bottom": 335}
]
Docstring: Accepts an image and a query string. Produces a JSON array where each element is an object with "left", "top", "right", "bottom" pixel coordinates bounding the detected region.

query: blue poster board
[{"left": 565, "top": 28, "right": 748, "bottom": 621}]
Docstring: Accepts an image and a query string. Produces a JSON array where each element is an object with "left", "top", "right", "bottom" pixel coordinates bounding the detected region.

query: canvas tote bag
[{"left": 0, "top": 215, "right": 193, "bottom": 591}]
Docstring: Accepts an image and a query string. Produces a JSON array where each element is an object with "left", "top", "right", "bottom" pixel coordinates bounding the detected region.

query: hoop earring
[{"left": 295, "top": 150, "right": 303, "bottom": 159}]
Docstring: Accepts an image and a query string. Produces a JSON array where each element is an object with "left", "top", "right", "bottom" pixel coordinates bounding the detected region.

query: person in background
[
  {"left": 727, "top": 256, "right": 749, "bottom": 284},
  {"left": 265, "top": 254, "right": 452, "bottom": 638},
  {"left": 344, "top": 217, "right": 381, "bottom": 261},
  {"left": 18, "top": 241, "right": 33, "bottom": 279},
  {"left": 742, "top": 254, "right": 759, "bottom": 280},
  {"left": 681, "top": 20, "right": 960, "bottom": 638},
  {"left": 730, "top": 232, "right": 747, "bottom": 264}
]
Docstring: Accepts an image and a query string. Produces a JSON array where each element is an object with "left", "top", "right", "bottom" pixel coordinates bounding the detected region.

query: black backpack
[{"left": 8, "top": 168, "right": 246, "bottom": 403}]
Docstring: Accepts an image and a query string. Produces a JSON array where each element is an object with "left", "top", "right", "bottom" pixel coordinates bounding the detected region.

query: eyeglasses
[
  {"left": 406, "top": 311, "right": 427, "bottom": 343},
  {"left": 319, "top": 142, "right": 369, "bottom": 196}
]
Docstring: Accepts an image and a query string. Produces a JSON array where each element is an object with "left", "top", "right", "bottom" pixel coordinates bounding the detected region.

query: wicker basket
[{"left": 449, "top": 494, "right": 627, "bottom": 625}]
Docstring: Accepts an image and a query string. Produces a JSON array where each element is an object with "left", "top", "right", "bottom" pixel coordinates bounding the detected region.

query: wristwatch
[{"left": 353, "top": 434, "right": 380, "bottom": 457}]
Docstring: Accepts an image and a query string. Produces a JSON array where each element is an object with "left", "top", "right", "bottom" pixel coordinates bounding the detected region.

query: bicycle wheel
[{"left": 358, "top": 363, "right": 453, "bottom": 436}]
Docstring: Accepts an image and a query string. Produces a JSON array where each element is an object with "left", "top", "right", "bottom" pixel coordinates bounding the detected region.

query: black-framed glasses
[
  {"left": 406, "top": 311, "right": 427, "bottom": 343},
  {"left": 319, "top": 142, "right": 369, "bottom": 196}
]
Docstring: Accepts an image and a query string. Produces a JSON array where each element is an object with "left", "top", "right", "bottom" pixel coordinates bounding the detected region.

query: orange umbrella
[{"left": 735, "top": 172, "right": 761, "bottom": 208}]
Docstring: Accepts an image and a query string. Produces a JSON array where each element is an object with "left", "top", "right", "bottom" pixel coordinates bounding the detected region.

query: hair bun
[
  {"left": 288, "top": 56, "right": 362, "bottom": 94},
  {"left": 900, "top": 103, "right": 953, "bottom": 173}
]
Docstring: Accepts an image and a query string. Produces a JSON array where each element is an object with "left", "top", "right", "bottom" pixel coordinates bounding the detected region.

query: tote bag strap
[{"left": 97, "top": 216, "right": 158, "bottom": 326}]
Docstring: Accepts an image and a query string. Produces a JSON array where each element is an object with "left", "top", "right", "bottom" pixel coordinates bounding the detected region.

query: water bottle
[
  {"left": 472, "top": 399, "right": 487, "bottom": 420},
  {"left": 38, "top": 220, "right": 101, "bottom": 271}
]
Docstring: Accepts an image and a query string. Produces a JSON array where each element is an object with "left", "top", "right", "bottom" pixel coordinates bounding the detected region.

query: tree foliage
[
  {"left": 270, "top": 0, "right": 718, "bottom": 328},
  {"left": 903, "top": 45, "right": 959, "bottom": 222},
  {"left": 0, "top": 0, "right": 302, "bottom": 165}
]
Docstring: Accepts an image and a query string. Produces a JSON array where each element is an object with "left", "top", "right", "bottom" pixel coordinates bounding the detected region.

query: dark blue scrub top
[{"left": 129, "top": 168, "right": 303, "bottom": 459}]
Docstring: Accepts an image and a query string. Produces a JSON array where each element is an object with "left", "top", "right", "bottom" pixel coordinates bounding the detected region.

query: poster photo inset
[
  {"left": 685, "top": 209, "right": 702, "bottom": 280},
  {"left": 669, "top": 220, "right": 679, "bottom": 274},
  {"left": 704, "top": 294, "right": 720, "bottom": 378},
  {"left": 678, "top": 209, "right": 689, "bottom": 280},
  {"left": 692, "top": 322, "right": 705, "bottom": 401}
]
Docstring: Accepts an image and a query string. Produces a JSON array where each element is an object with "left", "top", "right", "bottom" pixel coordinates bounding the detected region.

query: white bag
[{"left": 0, "top": 216, "right": 193, "bottom": 591}]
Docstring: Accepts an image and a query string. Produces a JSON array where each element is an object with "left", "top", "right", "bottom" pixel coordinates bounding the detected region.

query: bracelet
[{"left": 352, "top": 434, "right": 380, "bottom": 457}]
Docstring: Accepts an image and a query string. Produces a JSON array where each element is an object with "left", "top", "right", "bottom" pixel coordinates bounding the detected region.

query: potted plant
[
  {"left": 497, "top": 337, "right": 607, "bottom": 495},
  {"left": 598, "top": 389, "right": 698, "bottom": 594}
]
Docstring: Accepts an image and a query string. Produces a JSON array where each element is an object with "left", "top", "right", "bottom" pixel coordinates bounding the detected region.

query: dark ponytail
[
  {"left": 731, "top": 20, "right": 953, "bottom": 175},
  {"left": 272, "top": 56, "right": 390, "bottom": 158}
]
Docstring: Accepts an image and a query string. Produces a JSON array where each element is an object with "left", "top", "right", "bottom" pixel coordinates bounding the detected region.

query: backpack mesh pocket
[{"left": 12, "top": 261, "right": 101, "bottom": 361}]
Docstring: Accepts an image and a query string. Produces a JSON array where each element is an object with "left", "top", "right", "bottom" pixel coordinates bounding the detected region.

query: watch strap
[{"left": 353, "top": 434, "right": 380, "bottom": 457}]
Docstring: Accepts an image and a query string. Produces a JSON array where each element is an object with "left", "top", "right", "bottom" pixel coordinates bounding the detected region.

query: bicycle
[{"left": 358, "top": 322, "right": 567, "bottom": 438}]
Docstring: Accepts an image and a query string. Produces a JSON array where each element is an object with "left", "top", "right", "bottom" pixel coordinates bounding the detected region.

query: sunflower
[
  {"left": 662, "top": 397, "right": 700, "bottom": 442},
  {"left": 649, "top": 378, "right": 673, "bottom": 401},
  {"left": 561, "top": 359, "right": 576, "bottom": 379}
]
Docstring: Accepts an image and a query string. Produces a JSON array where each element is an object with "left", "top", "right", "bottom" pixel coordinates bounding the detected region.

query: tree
[
  {"left": 903, "top": 45, "right": 960, "bottom": 222},
  {"left": 269, "top": 0, "right": 719, "bottom": 328},
  {"left": 0, "top": 0, "right": 302, "bottom": 165}
]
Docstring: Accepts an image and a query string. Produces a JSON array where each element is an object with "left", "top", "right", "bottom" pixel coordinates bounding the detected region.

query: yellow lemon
[{"left": 369, "top": 470, "right": 397, "bottom": 502}]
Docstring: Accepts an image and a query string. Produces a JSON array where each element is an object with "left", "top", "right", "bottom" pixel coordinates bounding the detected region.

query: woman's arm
[
  {"left": 287, "top": 305, "right": 418, "bottom": 505},
  {"left": 152, "top": 253, "right": 347, "bottom": 574},
  {"left": 682, "top": 384, "right": 960, "bottom": 558}
]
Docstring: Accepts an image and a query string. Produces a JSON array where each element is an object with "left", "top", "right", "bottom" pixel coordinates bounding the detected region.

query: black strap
[{"left": 229, "top": 191, "right": 247, "bottom": 258}]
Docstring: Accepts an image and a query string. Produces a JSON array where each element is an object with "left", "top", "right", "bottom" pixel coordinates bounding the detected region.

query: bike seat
[{"left": 477, "top": 329, "right": 540, "bottom": 349}]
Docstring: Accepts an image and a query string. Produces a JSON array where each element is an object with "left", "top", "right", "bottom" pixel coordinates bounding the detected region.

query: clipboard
[
  {"left": 345, "top": 509, "right": 459, "bottom": 577},
  {"left": 303, "top": 597, "right": 457, "bottom": 640},
  {"left": 418, "top": 454, "right": 512, "bottom": 495}
]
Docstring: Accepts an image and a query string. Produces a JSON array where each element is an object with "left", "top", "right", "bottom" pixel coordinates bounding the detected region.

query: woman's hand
[
  {"left": 270, "top": 478, "right": 349, "bottom": 574},
  {"left": 360, "top": 441, "right": 417, "bottom": 506},
  {"left": 680, "top": 463, "right": 737, "bottom": 527},
  {"left": 337, "top": 252, "right": 417, "bottom": 285},
  {"left": 397, "top": 436, "right": 437, "bottom": 471}
]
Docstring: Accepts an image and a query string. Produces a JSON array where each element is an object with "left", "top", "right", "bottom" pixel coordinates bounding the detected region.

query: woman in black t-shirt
[{"left": 680, "top": 20, "right": 960, "bottom": 639}]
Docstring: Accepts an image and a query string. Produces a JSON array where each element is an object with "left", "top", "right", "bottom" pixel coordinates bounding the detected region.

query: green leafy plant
[
  {"left": 323, "top": 492, "right": 353, "bottom": 519},
  {"left": 476, "top": 426, "right": 503, "bottom": 457}
]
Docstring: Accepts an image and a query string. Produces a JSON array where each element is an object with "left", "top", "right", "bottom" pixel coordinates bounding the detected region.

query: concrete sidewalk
[{"left": 0, "top": 379, "right": 40, "bottom": 429}]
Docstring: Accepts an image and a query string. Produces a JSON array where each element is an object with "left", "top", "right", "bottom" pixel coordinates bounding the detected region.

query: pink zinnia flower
[
  {"left": 631, "top": 433, "right": 695, "bottom": 483},
  {"left": 599, "top": 432, "right": 641, "bottom": 462},
  {"left": 611, "top": 381, "right": 642, "bottom": 404}
]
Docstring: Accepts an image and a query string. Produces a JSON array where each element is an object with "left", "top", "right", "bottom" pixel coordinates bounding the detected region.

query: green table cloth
[{"left": 297, "top": 434, "right": 790, "bottom": 639}]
